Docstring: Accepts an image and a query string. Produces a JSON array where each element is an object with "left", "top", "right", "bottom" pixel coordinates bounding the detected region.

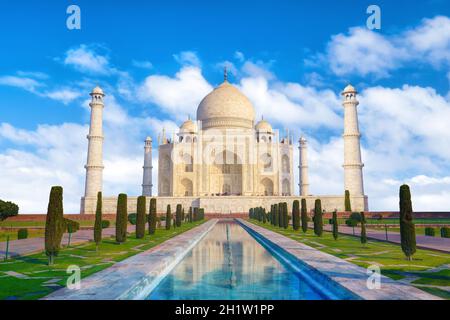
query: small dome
[
  {"left": 255, "top": 119, "right": 273, "bottom": 133},
  {"left": 145, "top": 136, "right": 152, "bottom": 142},
  {"left": 91, "top": 86, "right": 104, "bottom": 95},
  {"left": 197, "top": 81, "right": 255, "bottom": 129},
  {"left": 179, "top": 119, "right": 197, "bottom": 134},
  {"left": 342, "top": 84, "right": 357, "bottom": 94}
]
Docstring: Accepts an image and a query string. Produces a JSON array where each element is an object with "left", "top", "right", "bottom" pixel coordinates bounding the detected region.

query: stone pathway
[
  {"left": 0, "top": 225, "right": 135, "bottom": 258},
  {"left": 323, "top": 225, "right": 450, "bottom": 253}
]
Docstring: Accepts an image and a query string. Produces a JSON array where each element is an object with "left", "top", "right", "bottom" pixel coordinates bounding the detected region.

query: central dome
[{"left": 196, "top": 80, "right": 255, "bottom": 129}]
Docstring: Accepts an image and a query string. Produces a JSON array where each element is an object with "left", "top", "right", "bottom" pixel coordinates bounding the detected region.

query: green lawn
[
  {"left": 0, "top": 229, "right": 45, "bottom": 241},
  {"left": 336, "top": 218, "right": 450, "bottom": 225},
  {"left": 249, "top": 219, "right": 450, "bottom": 299},
  {"left": 367, "top": 226, "right": 447, "bottom": 237},
  {"left": 0, "top": 220, "right": 204, "bottom": 300},
  {"left": 0, "top": 220, "right": 102, "bottom": 228}
]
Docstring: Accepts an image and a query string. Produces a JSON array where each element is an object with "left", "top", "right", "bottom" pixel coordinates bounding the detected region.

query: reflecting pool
[{"left": 147, "top": 221, "right": 336, "bottom": 300}]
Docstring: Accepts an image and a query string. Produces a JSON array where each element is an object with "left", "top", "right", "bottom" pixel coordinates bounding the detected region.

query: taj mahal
[{"left": 80, "top": 71, "right": 368, "bottom": 214}]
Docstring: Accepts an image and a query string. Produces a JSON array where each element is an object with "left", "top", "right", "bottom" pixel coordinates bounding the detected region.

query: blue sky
[{"left": 0, "top": 0, "right": 450, "bottom": 213}]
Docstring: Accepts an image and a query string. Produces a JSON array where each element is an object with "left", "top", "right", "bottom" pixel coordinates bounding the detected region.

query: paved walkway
[
  {"left": 324, "top": 225, "right": 450, "bottom": 253},
  {"left": 1, "top": 226, "right": 136, "bottom": 258}
]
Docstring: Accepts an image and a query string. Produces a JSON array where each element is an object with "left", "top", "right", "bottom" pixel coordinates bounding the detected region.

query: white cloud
[
  {"left": 326, "top": 27, "right": 405, "bottom": 77},
  {"left": 64, "top": 44, "right": 111, "bottom": 74},
  {"left": 234, "top": 51, "right": 245, "bottom": 62},
  {"left": 173, "top": 51, "right": 201, "bottom": 67},
  {"left": 321, "top": 15, "right": 450, "bottom": 77},
  {"left": 132, "top": 60, "right": 153, "bottom": 69},
  {"left": 137, "top": 66, "right": 213, "bottom": 120},
  {"left": 44, "top": 88, "right": 81, "bottom": 104},
  {"left": 0, "top": 75, "right": 42, "bottom": 93}
]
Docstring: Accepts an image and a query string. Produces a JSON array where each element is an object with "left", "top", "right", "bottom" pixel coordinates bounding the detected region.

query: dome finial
[{"left": 224, "top": 66, "right": 228, "bottom": 82}]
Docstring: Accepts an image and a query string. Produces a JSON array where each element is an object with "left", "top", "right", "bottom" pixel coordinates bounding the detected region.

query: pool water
[{"left": 147, "top": 221, "right": 346, "bottom": 300}]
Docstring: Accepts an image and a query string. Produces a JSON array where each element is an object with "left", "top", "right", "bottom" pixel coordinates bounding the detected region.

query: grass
[
  {"left": 335, "top": 218, "right": 450, "bottom": 225},
  {"left": 0, "top": 220, "right": 205, "bottom": 300},
  {"left": 0, "top": 229, "right": 45, "bottom": 241},
  {"left": 249, "top": 219, "right": 450, "bottom": 299},
  {"left": 0, "top": 220, "right": 102, "bottom": 228},
  {"left": 367, "top": 226, "right": 448, "bottom": 237}
]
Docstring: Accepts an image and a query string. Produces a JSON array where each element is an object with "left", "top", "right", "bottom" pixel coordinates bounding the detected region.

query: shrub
[
  {"left": 301, "top": 199, "right": 308, "bottom": 233},
  {"left": 101, "top": 220, "right": 110, "bottom": 229},
  {"left": 441, "top": 227, "right": 450, "bottom": 238},
  {"left": 199, "top": 208, "right": 205, "bottom": 220},
  {"left": 313, "top": 199, "right": 323, "bottom": 237},
  {"left": 65, "top": 219, "right": 80, "bottom": 233},
  {"left": 188, "top": 207, "right": 193, "bottom": 223},
  {"left": 349, "top": 212, "right": 362, "bottom": 222},
  {"left": 424, "top": 227, "right": 435, "bottom": 237},
  {"left": 345, "top": 190, "right": 351, "bottom": 212},
  {"left": 136, "top": 196, "right": 146, "bottom": 239},
  {"left": 94, "top": 192, "right": 103, "bottom": 249},
  {"left": 148, "top": 198, "right": 157, "bottom": 234},
  {"left": 166, "top": 205, "right": 172, "bottom": 230},
  {"left": 17, "top": 228, "right": 28, "bottom": 240},
  {"left": 127, "top": 213, "right": 137, "bottom": 225},
  {"left": 345, "top": 219, "right": 358, "bottom": 227},
  {"left": 399, "top": 185, "right": 416, "bottom": 261},
  {"left": 45, "top": 186, "right": 65, "bottom": 265},
  {"left": 193, "top": 207, "right": 199, "bottom": 222},
  {"left": 0, "top": 199, "right": 19, "bottom": 221}
]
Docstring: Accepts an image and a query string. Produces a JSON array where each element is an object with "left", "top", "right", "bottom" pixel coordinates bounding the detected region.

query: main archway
[{"left": 210, "top": 150, "right": 242, "bottom": 195}]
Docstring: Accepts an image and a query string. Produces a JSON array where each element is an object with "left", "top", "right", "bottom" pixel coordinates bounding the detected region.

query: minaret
[
  {"left": 142, "top": 137, "right": 153, "bottom": 196},
  {"left": 84, "top": 86, "right": 105, "bottom": 198},
  {"left": 299, "top": 136, "right": 309, "bottom": 196},
  {"left": 342, "top": 85, "right": 364, "bottom": 196}
]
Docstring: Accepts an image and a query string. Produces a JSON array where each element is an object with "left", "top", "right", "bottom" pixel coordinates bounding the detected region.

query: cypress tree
[
  {"left": 313, "top": 199, "right": 323, "bottom": 237},
  {"left": 189, "top": 207, "right": 193, "bottom": 222},
  {"left": 277, "top": 203, "right": 282, "bottom": 227},
  {"left": 283, "top": 203, "right": 288, "bottom": 229},
  {"left": 176, "top": 204, "right": 182, "bottom": 227},
  {"left": 136, "top": 196, "right": 146, "bottom": 239},
  {"left": 332, "top": 210, "right": 338, "bottom": 240},
  {"left": 293, "top": 200, "right": 300, "bottom": 231},
  {"left": 193, "top": 207, "right": 199, "bottom": 222},
  {"left": 345, "top": 190, "right": 352, "bottom": 212},
  {"left": 399, "top": 184, "right": 416, "bottom": 261},
  {"left": 115, "top": 193, "right": 128, "bottom": 243},
  {"left": 301, "top": 198, "right": 308, "bottom": 233},
  {"left": 262, "top": 208, "right": 266, "bottom": 223},
  {"left": 45, "top": 186, "right": 65, "bottom": 265},
  {"left": 94, "top": 192, "right": 103, "bottom": 249},
  {"left": 148, "top": 198, "right": 157, "bottom": 235},
  {"left": 181, "top": 207, "right": 185, "bottom": 221},
  {"left": 274, "top": 204, "right": 279, "bottom": 227},
  {"left": 360, "top": 211, "right": 367, "bottom": 245},
  {"left": 166, "top": 204, "right": 172, "bottom": 230}
]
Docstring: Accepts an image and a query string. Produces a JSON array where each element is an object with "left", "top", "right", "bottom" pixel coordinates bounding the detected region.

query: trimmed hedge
[
  {"left": 94, "top": 192, "right": 103, "bottom": 248},
  {"left": 115, "top": 193, "right": 128, "bottom": 243},
  {"left": 136, "top": 196, "right": 146, "bottom": 239},
  {"left": 424, "top": 227, "right": 435, "bottom": 237},
  {"left": 45, "top": 186, "right": 65, "bottom": 265},
  {"left": 441, "top": 227, "right": 450, "bottom": 238},
  {"left": 399, "top": 184, "right": 416, "bottom": 261},
  {"left": 127, "top": 213, "right": 137, "bottom": 225},
  {"left": 17, "top": 228, "right": 28, "bottom": 240},
  {"left": 101, "top": 220, "right": 110, "bottom": 229}
]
